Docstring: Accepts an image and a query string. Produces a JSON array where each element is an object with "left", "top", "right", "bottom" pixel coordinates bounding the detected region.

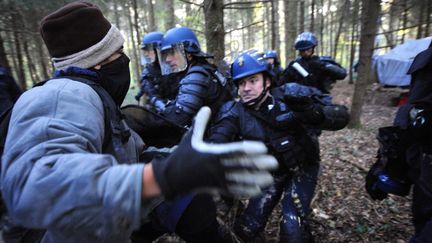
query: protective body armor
[
  {"left": 281, "top": 56, "right": 347, "bottom": 93},
  {"left": 163, "top": 61, "right": 232, "bottom": 127}
]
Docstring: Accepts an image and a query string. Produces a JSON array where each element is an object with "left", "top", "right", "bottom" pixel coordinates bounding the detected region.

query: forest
[{"left": 0, "top": 0, "right": 431, "bottom": 242}]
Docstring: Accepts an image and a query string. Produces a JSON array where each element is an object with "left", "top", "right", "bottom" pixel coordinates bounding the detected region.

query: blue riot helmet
[
  {"left": 294, "top": 32, "right": 318, "bottom": 51},
  {"left": 231, "top": 52, "right": 273, "bottom": 106},
  {"left": 140, "top": 31, "right": 164, "bottom": 65},
  {"left": 263, "top": 50, "right": 278, "bottom": 60},
  {"left": 263, "top": 50, "right": 279, "bottom": 65},
  {"left": 157, "top": 27, "right": 207, "bottom": 75}
]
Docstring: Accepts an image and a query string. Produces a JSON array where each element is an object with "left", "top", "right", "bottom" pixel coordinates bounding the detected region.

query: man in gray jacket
[{"left": 0, "top": 2, "right": 277, "bottom": 242}]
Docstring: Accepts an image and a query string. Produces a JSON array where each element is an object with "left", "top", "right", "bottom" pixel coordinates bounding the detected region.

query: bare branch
[
  {"left": 224, "top": 21, "right": 264, "bottom": 34},
  {"left": 178, "top": 0, "right": 203, "bottom": 8}
]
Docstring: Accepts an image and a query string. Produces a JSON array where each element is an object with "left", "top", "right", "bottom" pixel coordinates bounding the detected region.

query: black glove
[
  {"left": 152, "top": 107, "right": 278, "bottom": 199},
  {"left": 365, "top": 156, "right": 388, "bottom": 200},
  {"left": 308, "top": 58, "right": 325, "bottom": 71},
  {"left": 284, "top": 95, "right": 314, "bottom": 112},
  {"left": 284, "top": 95, "right": 324, "bottom": 124}
]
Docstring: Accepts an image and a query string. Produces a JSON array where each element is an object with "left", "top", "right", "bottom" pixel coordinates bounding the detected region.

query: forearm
[{"left": 142, "top": 163, "right": 161, "bottom": 198}]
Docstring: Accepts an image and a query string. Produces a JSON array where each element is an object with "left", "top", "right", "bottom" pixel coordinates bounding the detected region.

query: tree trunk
[
  {"left": 425, "top": 0, "right": 431, "bottom": 37},
  {"left": 35, "top": 36, "right": 50, "bottom": 80},
  {"left": 310, "top": 0, "right": 316, "bottom": 32},
  {"left": 349, "top": 0, "right": 381, "bottom": 128},
  {"left": 131, "top": 0, "right": 142, "bottom": 44},
  {"left": 11, "top": 11, "right": 26, "bottom": 89},
  {"left": 113, "top": 0, "right": 121, "bottom": 28},
  {"left": 185, "top": 2, "right": 192, "bottom": 26},
  {"left": 349, "top": 0, "right": 359, "bottom": 84},
  {"left": 333, "top": 0, "right": 349, "bottom": 58},
  {"left": 147, "top": 0, "right": 156, "bottom": 31},
  {"left": 284, "top": 0, "right": 298, "bottom": 63},
  {"left": 203, "top": 0, "right": 224, "bottom": 63},
  {"left": 22, "top": 34, "right": 38, "bottom": 85},
  {"left": 319, "top": 0, "right": 324, "bottom": 55},
  {"left": 0, "top": 33, "right": 10, "bottom": 70},
  {"left": 400, "top": 0, "right": 408, "bottom": 43},
  {"left": 126, "top": 3, "right": 141, "bottom": 85},
  {"left": 271, "top": 0, "right": 280, "bottom": 55},
  {"left": 299, "top": 0, "right": 305, "bottom": 32},
  {"left": 164, "top": 0, "right": 175, "bottom": 30},
  {"left": 416, "top": 0, "right": 425, "bottom": 38}
]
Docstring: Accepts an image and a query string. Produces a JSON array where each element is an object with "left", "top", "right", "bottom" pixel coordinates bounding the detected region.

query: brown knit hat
[{"left": 40, "top": 1, "right": 124, "bottom": 70}]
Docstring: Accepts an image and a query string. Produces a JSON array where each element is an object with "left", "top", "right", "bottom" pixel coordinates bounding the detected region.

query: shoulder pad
[
  {"left": 408, "top": 45, "right": 432, "bottom": 74},
  {"left": 215, "top": 100, "right": 240, "bottom": 122},
  {"left": 187, "top": 65, "right": 211, "bottom": 77},
  {"left": 284, "top": 83, "right": 323, "bottom": 97},
  {"left": 319, "top": 56, "right": 335, "bottom": 62}
]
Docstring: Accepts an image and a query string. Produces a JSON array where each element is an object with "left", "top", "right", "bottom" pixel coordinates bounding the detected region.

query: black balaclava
[{"left": 96, "top": 53, "right": 131, "bottom": 106}]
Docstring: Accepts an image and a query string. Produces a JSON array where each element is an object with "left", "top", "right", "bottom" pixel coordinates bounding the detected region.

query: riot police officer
[
  {"left": 157, "top": 26, "right": 232, "bottom": 127},
  {"left": 281, "top": 32, "right": 347, "bottom": 94},
  {"left": 263, "top": 50, "right": 284, "bottom": 86},
  {"left": 209, "top": 52, "right": 349, "bottom": 242},
  {"left": 366, "top": 41, "right": 432, "bottom": 242},
  {"left": 135, "top": 32, "right": 179, "bottom": 112},
  {"left": 126, "top": 26, "right": 236, "bottom": 243}
]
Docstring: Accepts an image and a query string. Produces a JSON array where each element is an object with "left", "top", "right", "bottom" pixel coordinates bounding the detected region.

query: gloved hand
[
  {"left": 365, "top": 157, "right": 388, "bottom": 200},
  {"left": 152, "top": 107, "right": 278, "bottom": 199},
  {"left": 284, "top": 95, "right": 324, "bottom": 124},
  {"left": 284, "top": 95, "right": 314, "bottom": 112}
]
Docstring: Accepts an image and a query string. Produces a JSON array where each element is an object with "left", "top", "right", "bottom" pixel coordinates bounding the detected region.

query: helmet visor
[
  {"left": 157, "top": 43, "right": 188, "bottom": 75},
  {"left": 140, "top": 43, "right": 157, "bottom": 65}
]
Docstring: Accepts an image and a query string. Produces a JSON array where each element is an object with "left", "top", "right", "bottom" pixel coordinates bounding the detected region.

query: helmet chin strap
[{"left": 241, "top": 79, "right": 269, "bottom": 107}]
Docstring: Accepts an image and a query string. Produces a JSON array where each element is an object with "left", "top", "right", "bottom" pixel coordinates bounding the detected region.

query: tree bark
[
  {"left": 0, "top": 33, "right": 10, "bottom": 70},
  {"left": 310, "top": 0, "right": 316, "bottom": 32},
  {"left": 349, "top": 0, "right": 381, "bottom": 128},
  {"left": 333, "top": 0, "right": 349, "bottom": 58},
  {"left": 349, "top": 0, "right": 359, "bottom": 84},
  {"left": 400, "top": 0, "right": 408, "bottom": 43},
  {"left": 126, "top": 3, "right": 141, "bottom": 86},
  {"left": 165, "top": 0, "right": 175, "bottom": 30},
  {"left": 416, "top": 0, "right": 425, "bottom": 38},
  {"left": 203, "top": 0, "right": 225, "bottom": 64},
  {"left": 299, "top": 0, "right": 305, "bottom": 32},
  {"left": 425, "top": 0, "right": 431, "bottom": 37},
  {"left": 113, "top": 0, "right": 121, "bottom": 28},
  {"left": 284, "top": 0, "right": 298, "bottom": 63},
  {"left": 271, "top": 0, "right": 280, "bottom": 54},
  {"left": 148, "top": 0, "right": 156, "bottom": 31},
  {"left": 131, "top": 0, "right": 142, "bottom": 44},
  {"left": 11, "top": 11, "right": 26, "bottom": 89}
]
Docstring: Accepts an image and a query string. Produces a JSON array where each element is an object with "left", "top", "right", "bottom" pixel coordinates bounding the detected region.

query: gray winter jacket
[{"left": 1, "top": 78, "right": 161, "bottom": 242}]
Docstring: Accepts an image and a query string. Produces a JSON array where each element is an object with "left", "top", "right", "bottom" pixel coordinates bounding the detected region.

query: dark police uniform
[
  {"left": 209, "top": 83, "right": 349, "bottom": 242},
  {"left": 137, "top": 63, "right": 179, "bottom": 112},
  {"left": 281, "top": 56, "right": 347, "bottom": 94}
]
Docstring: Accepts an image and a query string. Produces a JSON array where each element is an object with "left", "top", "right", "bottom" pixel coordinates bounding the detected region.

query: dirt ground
[{"left": 159, "top": 80, "right": 413, "bottom": 243}]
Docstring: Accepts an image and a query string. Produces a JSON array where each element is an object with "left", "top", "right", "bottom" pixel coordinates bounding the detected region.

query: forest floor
[{"left": 158, "top": 80, "right": 413, "bottom": 243}]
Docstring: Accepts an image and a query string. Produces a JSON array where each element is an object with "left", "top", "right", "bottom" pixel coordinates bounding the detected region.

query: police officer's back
[{"left": 281, "top": 32, "right": 347, "bottom": 93}]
